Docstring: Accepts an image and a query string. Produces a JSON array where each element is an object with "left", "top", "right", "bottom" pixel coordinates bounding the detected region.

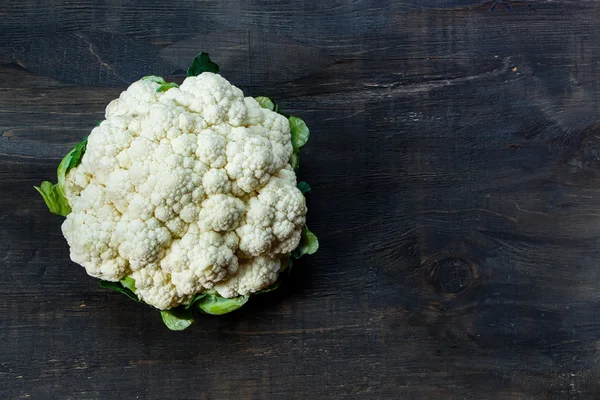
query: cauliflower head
[{"left": 57, "top": 72, "right": 308, "bottom": 310}]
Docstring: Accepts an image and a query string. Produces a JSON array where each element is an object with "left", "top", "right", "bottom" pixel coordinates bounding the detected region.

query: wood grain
[{"left": 2, "top": 1, "right": 600, "bottom": 399}]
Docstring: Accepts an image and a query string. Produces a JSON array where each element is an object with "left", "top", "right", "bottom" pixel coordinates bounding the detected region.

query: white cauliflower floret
[
  {"left": 214, "top": 257, "right": 282, "bottom": 298},
  {"left": 105, "top": 76, "right": 164, "bottom": 118},
  {"left": 236, "top": 176, "right": 306, "bottom": 257},
  {"left": 83, "top": 119, "right": 134, "bottom": 184},
  {"left": 131, "top": 264, "right": 189, "bottom": 310},
  {"left": 160, "top": 227, "right": 239, "bottom": 295},
  {"left": 111, "top": 218, "right": 172, "bottom": 271},
  {"left": 195, "top": 132, "right": 226, "bottom": 167},
  {"left": 61, "top": 184, "right": 128, "bottom": 281},
  {"left": 60, "top": 72, "right": 307, "bottom": 310},
  {"left": 225, "top": 133, "right": 287, "bottom": 193},
  {"left": 198, "top": 194, "right": 245, "bottom": 232}
]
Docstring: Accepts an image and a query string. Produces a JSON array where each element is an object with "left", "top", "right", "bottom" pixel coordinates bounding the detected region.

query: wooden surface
[{"left": 2, "top": 1, "right": 600, "bottom": 399}]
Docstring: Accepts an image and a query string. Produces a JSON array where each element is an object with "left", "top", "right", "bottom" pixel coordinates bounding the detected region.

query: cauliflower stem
[{"left": 35, "top": 53, "right": 319, "bottom": 331}]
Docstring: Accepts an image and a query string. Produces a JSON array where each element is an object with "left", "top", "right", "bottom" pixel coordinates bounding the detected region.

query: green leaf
[
  {"left": 187, "top": 52, "right": 219, "bottom": 76},
  {"left": 297, "top": 181, "right": 311, "bottom": 194},
  {"left": 289, "top": 152, "right": 300, "bottom": 170},
  {"left": 185, "top": 293, "right": 207, "bottom": 310},
  {"left": 156, "top": 82, "right": 179, "bottom": 93},
  {"left": 285, "top": 258, "right": 294, "bottom": 273},
  {"left": 288, "top": 116, "right": 310, "bottom": 151},
  {"left": 96, "top": 120, "right": 103, "bottom": 127},
  {"left": 34, "top": 181, "right": 71, "bottom": 217},
  {"left": 98, "top": 280, "right": 139, "bottom": 302},
  {"left": 120, "top": 276, "right": 136, "bottom": 293},
  {"left": 142, "top": 75, "right": 166, "bottom": 84},
  {"left": 161, "top": 308, "right": 194, "bottom": 331},
  {"left": 35, "top": 137, "right": 88, "bottom": 217},
  {"left": 56, "top": 137, "right": 88, "bottom": 187},
  {"left": 256, "top": 280, "right": 281, "bottom": 294},
  {"left": 196, "top": 294, "right": 249, "bottom": 315},
  {"left": 291, "top": 226, "right": 319, "bottom": 259},
  {"left": 255, "top": 96, "right": 276, "bottom": 111}
]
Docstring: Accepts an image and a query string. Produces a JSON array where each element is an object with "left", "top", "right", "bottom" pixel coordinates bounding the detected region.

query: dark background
[{"left": 2, "top": 0, "right": 600, "bottom": 399}]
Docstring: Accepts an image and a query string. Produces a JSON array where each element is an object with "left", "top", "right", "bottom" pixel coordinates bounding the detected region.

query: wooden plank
[{"left": 2, "top": 1, "right": 600, "bottom": 399}]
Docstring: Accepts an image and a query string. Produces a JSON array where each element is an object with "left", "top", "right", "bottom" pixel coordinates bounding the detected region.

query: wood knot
[{"left": 432, "top": 258, "right": 476, "bottom": 294}]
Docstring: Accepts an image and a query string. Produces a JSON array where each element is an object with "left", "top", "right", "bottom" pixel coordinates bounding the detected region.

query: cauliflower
[{"left": 35, "top": 53, "right": 318, "bottom": 330}]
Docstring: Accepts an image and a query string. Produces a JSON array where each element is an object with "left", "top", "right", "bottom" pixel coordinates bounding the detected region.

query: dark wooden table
[{"left": 2, "top": 1, "right": 600, "bottom": 399}]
